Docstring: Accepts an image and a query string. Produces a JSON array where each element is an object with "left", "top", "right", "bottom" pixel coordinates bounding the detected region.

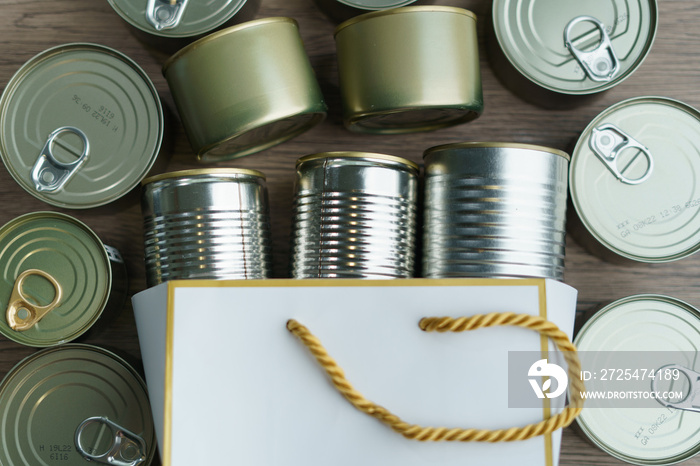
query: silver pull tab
[
  {"left": 564, "top": 16, "right": 620, "bottom": 82},
  {"left": 146, "top": 0, "right": 189, "bottom": 30},
  {"left": 651, "top": 364, "right": 700, "bottom": 413},
  {"left": 31, "top": 126, "right": 89, "bottom": 193},
  {"left": 589, "top": 123, "right": 654, "bottom": 185},
  {"left": 75, "top": 417, "right": 147, "bottom": 466},
  {"left": 104, "top": 245, "right": 124, "bottom": 264}
]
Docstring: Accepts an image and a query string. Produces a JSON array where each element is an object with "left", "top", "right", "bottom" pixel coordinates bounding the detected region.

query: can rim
[
  {"left": 142, "top": 168, "right": 266, "bottom": 185},
  {"left": 345, "top": 106, "right": 482, "bottom": 135},
  {"left": 336, "top": 0, "right": 418, "bottom": 11},
  {"left": 163, "top": 17, "right": 298, "bottom": 72},
  {"left": 334, "top": 6, "right": 477, "bottom": 36},
  {"left": 296, "top": 151, "right": 419, "bottom": 171},
  {"left": 423, "top": 142, "right": 570, "bottom": 161}
]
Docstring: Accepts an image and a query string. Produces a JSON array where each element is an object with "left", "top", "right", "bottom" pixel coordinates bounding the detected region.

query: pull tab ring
[
  {"left": 651, "top": 364, "right": 700, "bottom": 413},
  {"left": 564, "top": 16, "right": 620, "bottom": 82},
  {"left": 75, "top": 416, "right": 147, "bottom": 466},
  {"left": 146, "top": 0, "right": 189, "bottom": 31},
  {"left": 589, "top": 123, "right": 654, "bottom": 185},
  {"left": 6, "top": 269, "right": 62, "bottom": 331},
  {"left": 31, "top": 126, "right": 89, "bottom": 192}
]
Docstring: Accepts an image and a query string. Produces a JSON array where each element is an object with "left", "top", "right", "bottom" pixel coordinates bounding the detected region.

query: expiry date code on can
[{"left": 71, "top": 95, "right": 120, "bottom": 133}]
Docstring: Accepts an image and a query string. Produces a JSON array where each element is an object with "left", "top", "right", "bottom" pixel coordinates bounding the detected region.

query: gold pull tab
[{"left": 6, "top": 269, "right": 62, "bottom": 331}]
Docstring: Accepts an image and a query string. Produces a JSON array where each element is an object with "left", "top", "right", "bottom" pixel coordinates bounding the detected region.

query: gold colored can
[{"left": 334, "top": 6, "right": 483, "bottom": 134}]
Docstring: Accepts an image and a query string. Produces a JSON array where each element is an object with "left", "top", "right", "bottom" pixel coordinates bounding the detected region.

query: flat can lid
[
  {"left": 492, "top": 0, "right": 657, "bottom": 94},
  {"left": 0, "top": 43, "right": 163, "bottom": 208},
  {"left": 0, "top": 344, "right": 156, "bottom": 466},
  {"left": 0, "top": 212, "right": 111, "bottom": 347},
  {"left": 570, "top": 96, "right": 700, "bottom": 262},
  {"left": 337, "top": 0, "right": 418, "bottom": 10}
]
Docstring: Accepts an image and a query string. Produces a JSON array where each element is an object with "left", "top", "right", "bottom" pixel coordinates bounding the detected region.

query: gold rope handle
[{"left": 287, "top": 312, "right": 584, "bottom": 442}]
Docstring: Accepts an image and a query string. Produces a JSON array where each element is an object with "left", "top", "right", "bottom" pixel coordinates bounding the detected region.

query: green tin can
[
  {"left": 491, "top": 0, "right": 658, "bottom": 108},
  {"left": 163, "top": 17, "right": 327, "bottom": 163},
  {"left": 0, "top": 43, "right": 163, "bottom": 209},
  {"left": 335, "top": 6, "right": 483, "bottom": 134},
  {"left": 0, "top": 212, "right": 121, "bottom": 347},
  {"left": 0, "top": 344, "right": 156, "bottom": 466}
]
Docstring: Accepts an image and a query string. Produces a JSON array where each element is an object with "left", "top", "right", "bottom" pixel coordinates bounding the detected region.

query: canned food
[
  {"left": 334, "top": 6, "right": 482, "bottom": 134},
  {"left": 490, "top": 0, "right": 658, "bottom": 107},
  {"left": 314, "top": 0, "right": 424, "bottom": 23},
  {"left": 141, "top": 169, "right": 272, "bottom": 286},
  {"left": 163, "top": 18, "right": 327, "bottom": 162},
  {"left": 0, "top": 43, "right": 163, "bottom": 208},
  {"left": 570, "top": 97, "right": 700, "bottom": 263},
  {"left": 423, "top": 142, "right": 569, "bottom": 280},
  {"left": 0, "top": 212, "right": 124, "bottom": 347},
  {"left": 0, "top": 344, "right": 156, "bottom": 466},
  {"left": 291, "top": 152, "right": 418, "bottom": 278},
  {"left": 574, "top": 295, "right": 700, "bottom": 465}
]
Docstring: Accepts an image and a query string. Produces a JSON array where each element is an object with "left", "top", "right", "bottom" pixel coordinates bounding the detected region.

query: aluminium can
[
  {"left": 569, "top": 97, "right": 700, "bottom": 263},
  {"left": 422, "top": 142, "right": 569, "bottom": 280},
  {"left": 141, "top": 169, "right": 272, "bottom": 286},
  {"left": 291, "top": 152, "right": 419, "bottom": 279},
  {"left": 0, "top": 344, "right": 156, "bottom": 466},
  {"left": 0, "top": 43, "right": 163, "bottom": 209},
  {"left": 163, "top": 18, "right": 328, "bottom": 163},
  {"left": 334, "top": 6, "right": 483, "bottom": 134},
  {"left": 490, "top": 0, "right": 658, "bottom": 108},
  {"left": 574, "top": 295, "right": 700, "bottom": 465},
  {"left": 0, "top": 212, "right": 124, "bottom": 348}
]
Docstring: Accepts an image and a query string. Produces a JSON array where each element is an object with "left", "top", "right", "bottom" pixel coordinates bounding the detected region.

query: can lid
[
  {"left": 337, "top": 0, "right": 418, "bottom": 10},
  {"left": 570, "top": 96, "right": 700, "bottom": 262},
  {"left": 0, "top": 344, "right": 155, "bottom": 466},
  {"left": 0, "top": 43, "right": 163, "bottom": 209},
  {"left": 108, "top": 0, "right": 247, "bottom": 38},
  {"left": 492, "top": 0, "right": 657, "bottom": 94},
  {"left": 335, "top": 5, "right": 476, "bottom": 36},
  {"left": 574, "top": 295, "right": 700, "bottom": 464},
  {"left": 296, "top": 151, "right": 420, "bottom": 172},
  {"left": 142, "top": 167, "right": 266, "bottom": 185},
  {"left": 0, "top": 212, "right": 111, "bottom": 347},
  {"left": 423, "top": 142, "right": 570, "bottom": 161}
]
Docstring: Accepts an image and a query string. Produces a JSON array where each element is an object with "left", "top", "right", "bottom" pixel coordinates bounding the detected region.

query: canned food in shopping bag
[
  {"left": 423, "top": 142, "right": 569, "bottom": 280},
  {"left": 0, "top": 43, "right": 163, "bottom": 208},
  {"left": 291, "top": 152, "right": 419, "bottom": 278},
  {"left": 314, "top": 0, "right": 425, "bottom": 23},
  {"left": 0, "top": 212, "right": 126, "bottom": 347},
  {"left": 335, "top": 6, "right": 482, "bottom": 133},
  {"left": 141, "top": 169, "right": 272, "bottom": 286},
  {"left": 163, "top": 18, "right": 327, "bottom": 162},
  {"left": 0, "top": 344, "right": 156, "bottom": 466},
  {"left": 569, "top": 97, "right": 700, "bottom": 263},
  {"left": 490, "top": 0, "right": 657, "bottom": 108}
]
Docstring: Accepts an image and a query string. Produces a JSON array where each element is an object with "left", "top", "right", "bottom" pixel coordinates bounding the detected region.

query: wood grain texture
[{"left": 0, "top": 0, "right": 699, "bottom": 465}]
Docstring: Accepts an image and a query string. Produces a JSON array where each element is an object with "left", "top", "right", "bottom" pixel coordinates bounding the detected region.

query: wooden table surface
[{"left": 1, "top": 0, "right": 699, "bottom": 465}]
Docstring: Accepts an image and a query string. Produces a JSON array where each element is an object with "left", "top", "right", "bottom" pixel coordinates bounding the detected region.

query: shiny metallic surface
[
  {"left": 163, "top": 18, "right": 327, "bottom": 162},
  {"left": 334, "top": 6, "right": 482, "bottom": 134},
  {"left": 291, "top": 152, "right": 419, "bottom": 278},
  {"left": 141, "top": 169, "right": 272, "bottom": 286},
  {"left": 423, "top": 143, "right": 569, "bottom": 280}
]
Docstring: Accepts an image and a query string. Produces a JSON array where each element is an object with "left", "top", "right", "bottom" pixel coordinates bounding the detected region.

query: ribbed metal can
[
  {"left": 423, "top": 142, "right": 570, "bottom": 280},
  {"left": 291, "top": 152, "right": 419, "bottom": 279},
  {"left": 141, "top": 169, "right": 271, "bottom": 287}
]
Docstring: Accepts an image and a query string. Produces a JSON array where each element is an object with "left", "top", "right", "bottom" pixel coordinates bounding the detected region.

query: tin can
[
  {"left": 569, "top": 97, "right": 700, "bottom": 264},
  {"left": 163, "top": 18, "right": 327, "bottom": 163},
  {"left": 574, "top": 295, "right": 700, "bottom": 465},
  {"left": 490, "top": 0, "right": 658, "bottom": 108},
  {"left": 422, "top": 142, "right": 569, "bottom": 280},
  {"left": 314, "top": 0, "right": 426, "bottom": 23},
  {"left": 334, "top": 6, "right": 483, "bottom": 134},
  {"left": 141, "top": 169, "right": 272, "bottom": 286},
  {"left": 291, "top": 152, "right": 419, "bottom": 278},
  {"left": 0, "top": 344, "right": 156, "bottom": 466},
  {"left": 0, "top": 212, "right": 125, "bottom": 347},
  {"left": 0, "top": 43, "right": 163, "bottom": 209}
]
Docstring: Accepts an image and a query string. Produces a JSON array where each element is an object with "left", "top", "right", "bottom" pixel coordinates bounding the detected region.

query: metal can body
[
  {"left": 291, "top": 152, "right": 419, "bottom": 279},
  {"left": 423, "top": 143, "right": 569, "bottom": 280},
  {"left": 0, "top": 344, "right": 156, "bottom": 466},
  {"left": 569, "top": 97, "right": 700, "bottom": 263},
  {"left": 141, "top": 169, "right": 272, "bottom": 286},
  {"left": 163, "top": 18, "right": 327, "bottom": 162},
  {"left": 0, "top": 43, "right": 163, "bottom": 209},
  {"left": 334, "top": 6, "right": 482, "bottom": 134}
]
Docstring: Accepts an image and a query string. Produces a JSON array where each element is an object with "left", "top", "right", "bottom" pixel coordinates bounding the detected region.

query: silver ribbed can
[
  {"left": 423, "top": 143, "right": 569, "bottom": 280},
  {"left": 141, "top": 168, "right": 271, "bottom": 286},
  {"left": 291, "top": 152, "right": 419, "bottom": 278}
]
